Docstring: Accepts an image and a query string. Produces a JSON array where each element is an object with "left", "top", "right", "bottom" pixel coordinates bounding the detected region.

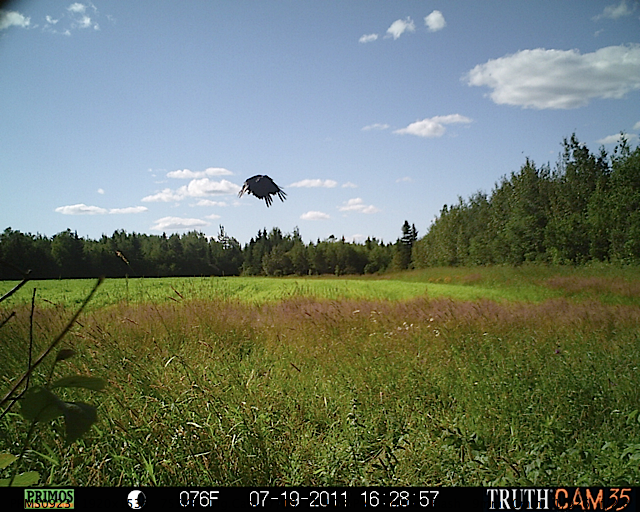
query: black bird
[{"left": 238, "top": 175, "right": 287, "bottom": 207}]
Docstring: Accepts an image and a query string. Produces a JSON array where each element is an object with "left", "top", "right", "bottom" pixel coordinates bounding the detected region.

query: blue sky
[{"left": 1, "top": 1, "right": 639, "bottom": 246}]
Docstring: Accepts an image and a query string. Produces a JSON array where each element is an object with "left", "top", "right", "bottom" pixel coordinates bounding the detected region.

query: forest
[
  {"left": 1, "top": 134, "right": 639, "bottom": 280},
  {"left": 0, "top": 223, "right": 417, "bottom": 279},
  {"left": 413, "top": 134, "right": 640, "bottom": 267}
]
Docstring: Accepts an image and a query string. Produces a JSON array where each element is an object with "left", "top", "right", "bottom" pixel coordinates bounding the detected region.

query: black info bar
[{"left": 5, "top": 486, "right": 637, "bottom": 511}]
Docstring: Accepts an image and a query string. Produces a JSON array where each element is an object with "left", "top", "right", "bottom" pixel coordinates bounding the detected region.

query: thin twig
[
  {"left": 27, "top": 288, "right": 36, "bottom": 391},
  {"left": 0, "top": 259, "right": 31, "bottom": 304},
  {"left": 0, "top": 275, "right": 31, "bottom": 304},
  {"left": 0, "top": 277, "right": 104, "bottom": 407},
  {"left": 0, "top": 311, "right": 16, "bottom": 329}
]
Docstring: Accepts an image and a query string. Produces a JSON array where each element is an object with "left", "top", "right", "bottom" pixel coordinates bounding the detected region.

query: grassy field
[
  {"left": 2, "top": 264, "right": 640, "bottom": 308},
  {"left": 1, "top": 265, "right": 640, "bottom": 486}
]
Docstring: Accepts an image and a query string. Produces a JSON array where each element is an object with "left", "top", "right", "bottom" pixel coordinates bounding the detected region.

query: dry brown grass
[{"left": 545, "top": 276, "right": 640, "bottom": 298}]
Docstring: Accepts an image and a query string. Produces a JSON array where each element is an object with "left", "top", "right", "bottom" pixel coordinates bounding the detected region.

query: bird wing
[
  {"left": 238, "top": 175, "right": 286, "bottom": 206},
  {"left": 238, "top": 175, "right": 262, "bottom": 198}
]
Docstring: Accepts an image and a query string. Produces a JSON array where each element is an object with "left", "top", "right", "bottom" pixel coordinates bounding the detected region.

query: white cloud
[
  {"left": 362, "top": 123, "right": 390, "bottom": 131},
  {"left": 109, "top": 206, "right": 147, "bottom": 214},
  {"left": 195, "top": 199, "right": 228, "bottom": 207},
  {"left": 394, "top": 114, "right": 472, "bottom": 138},
  {"left": 151, "top": 216, "right": 209, "bottom": 231},
  {"left": 424, "top": 10, "right": 446, "bottom": 32},
  {"left": 77, "top": 15, "right": 93, "bottom": 29},
  {"left": 205, "top": 213, "right": 221, "bottom": 220},
  {"left": 204, "top": 167, "right": 233, "bottom": 176},
  {"left": 596, "top": 134, "right": 621, "bottom": 145},
  {"left": 42, "top": 2, "right": 101, "bottom": 34},
  {"left": 142, "top": 179, "right": 240, "bottom": 202},
  {"left": 396, "top": 176, "right": 413, "bottom": 183},
  {"left": 289, "top": 179, "right": 338, "bottom": 188},
  {"left": 386, "top": 17, "right": 415, "bottom": 40},
  {"left": 55, "top": 204, "right": 107, "bottom": 215},
  {"left": 342, "top": 182, "right": 357, "bottom": 188},
  {"left": 142, "top": 188, "right": 183, "bottom": 203},
  {"left": 97, "top": 188, "right": 105, "bottom": 194},
  {"left": 338, "top": 198, "right": 380, "bottom": 214},
  {"left": 55, "top": 203, "right": 147, "bottom": 215},
  {"left": 301, "top": 211, "right": 330, "bottom": 220},
  {"left": 68, "top": 3, "right": 86, "bottom": 14},
  {"left": 67, "top": 2, "right": 99, "bottom": 30},
  {"left": 3, "top": 3, "right": 107, "bottom": 36},
  {"left": 359, "top": 33, "right": 378, "bottom": 43},
  {"left": 633, "top": 121, "right": 640, "bottom": 130},
  {"left": 181, "top": 178, "right": 239, "bottom": 197},
  {"left": 465, "top": 44, "right": 640, "bottom": 109},
  {"left": 596, "top": 133, "right": 638, "bottom": 144},
  {"left": 0, "top": 10, "right": 31, "bottom": 30},
  {"left": 593, "top": 0, "right": 637, "bottom": 20},
  {"left": 167, "top": 167, "right": 233, "bottom": 179}
]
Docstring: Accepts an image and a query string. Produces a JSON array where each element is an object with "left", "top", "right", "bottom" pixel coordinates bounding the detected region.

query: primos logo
[{"left": 24, "top": 489, "right": 74, "bottom": 509}]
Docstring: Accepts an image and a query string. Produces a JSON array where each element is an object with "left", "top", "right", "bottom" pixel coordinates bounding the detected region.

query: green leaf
[
  {"left": 60, "top": 401, "right": 98, "bottom": 444},
  {"left": 50, "top": 375, "right": 106, "bottom": 391},
  {"left": 0, "top": 453, "right": 17, "bottom": 470},
  {"left": 55, "top": 349, "right": 76, "bottom": 362},
  {"left": 621, "top": 444, "right": 640, "bottom": 460},
  {"left": 20, "top": 387, "right": 64, "bottom": 423},
  {"left": 0, "top": 471, "right": 40, "bottom": 487}
]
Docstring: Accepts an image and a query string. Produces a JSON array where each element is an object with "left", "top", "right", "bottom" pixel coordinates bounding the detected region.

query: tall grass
[{"left": 2, "top": 287, "right": 639, "bottom": 486}]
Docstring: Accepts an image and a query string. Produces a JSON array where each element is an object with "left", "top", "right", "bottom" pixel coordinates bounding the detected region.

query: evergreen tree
[
  {"left": 392, "top": 220, "right": 416, "bottom": 270},
  {"left": 51, "top": 229, "right": 87, "bottom": 277}
]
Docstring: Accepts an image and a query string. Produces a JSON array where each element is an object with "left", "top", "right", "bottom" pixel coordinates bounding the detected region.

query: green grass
[
  {"left": 2, "top": 263, "right": 640, "bottom": 309},
  {"left": 1, "top": 266, "right": 640, "bottom": 486},
  {"left": 383, "top": 264, "right": 640, "bottom": 305},
  {"left": 1, "top": 277, "right": 430, "bottom": 310}
]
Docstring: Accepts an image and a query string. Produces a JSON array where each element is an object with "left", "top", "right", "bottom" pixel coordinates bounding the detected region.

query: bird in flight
[{"left": 238, "top": 175, "right": 287, "bottom": 207}]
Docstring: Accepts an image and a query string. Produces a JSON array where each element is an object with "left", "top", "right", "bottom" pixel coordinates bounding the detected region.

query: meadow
[{"left": 1, "top": 265, "right": 640, "bottom": 486}]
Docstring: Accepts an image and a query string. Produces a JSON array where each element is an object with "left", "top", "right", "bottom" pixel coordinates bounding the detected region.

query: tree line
[
  {"left": 0, "top": 222, "right": 419, "bottom": 280},
  {"left": 2, "top": 133, "right": 638, "bottom": 280},
  {"left": 412, "top": 134, "right": 640, "bottom": 266}
]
